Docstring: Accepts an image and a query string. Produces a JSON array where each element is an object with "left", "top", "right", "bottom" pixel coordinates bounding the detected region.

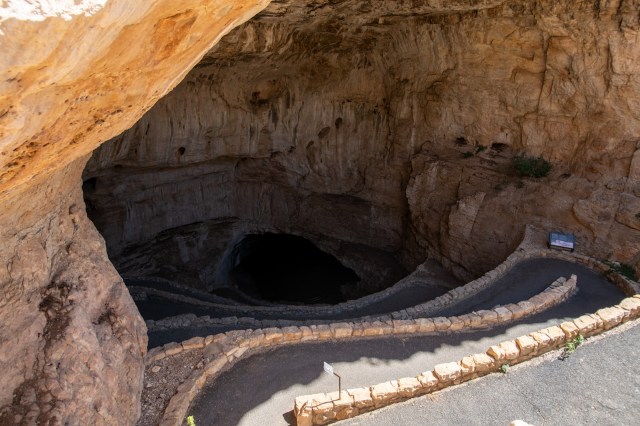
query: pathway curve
[
  {"left": 147, "top": 258, "right": 604, "bottom": 347},
  {"left": 187, "top": 260, "right": 624, "bottom": 426}
]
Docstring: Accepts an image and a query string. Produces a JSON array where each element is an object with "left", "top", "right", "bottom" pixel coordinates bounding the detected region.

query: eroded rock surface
[
  {"left": 0, "top": 159, "right": 147, "bottom": 424},
  {"left": 88, "top": 0, "right": 640, "bottom": 287},
  {"left": 0, "top": 0, "right": 270, "bottom": 423}
]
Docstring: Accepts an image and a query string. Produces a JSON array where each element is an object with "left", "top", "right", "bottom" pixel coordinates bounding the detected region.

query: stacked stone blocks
[
  {"left": 150, "top": 274, "right": 578, "bottom": 425},
  {"left": 293, "top": 295, "right": 640, "bottom": 425}
]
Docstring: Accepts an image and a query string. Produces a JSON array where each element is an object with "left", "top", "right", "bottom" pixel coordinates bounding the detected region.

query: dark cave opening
[{"left": 229, "top": 233, "right": 360, "bottom": 305}]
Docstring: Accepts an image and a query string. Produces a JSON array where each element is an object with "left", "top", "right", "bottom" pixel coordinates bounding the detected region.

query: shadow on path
[{"left": 187, "top": 260, "right": 624, "bottom": 426}]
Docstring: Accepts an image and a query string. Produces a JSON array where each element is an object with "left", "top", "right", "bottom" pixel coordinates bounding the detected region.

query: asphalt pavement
[
  {"left": 340, "top": 319, "right": 640, "bottom": 426},
  {"left": 187, "top": 260, "right": 626, "bottom": 426}
]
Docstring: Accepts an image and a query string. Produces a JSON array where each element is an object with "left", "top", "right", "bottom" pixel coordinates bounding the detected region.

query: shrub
[
  {"left": 463, "top": 151, "right": 474, "bottom": 158},
  {"left": 604, "top": 260, "right": 638, "bottom": 281},
  {"left": 513, "top": 155, "right": 552, "bottom": 178}
]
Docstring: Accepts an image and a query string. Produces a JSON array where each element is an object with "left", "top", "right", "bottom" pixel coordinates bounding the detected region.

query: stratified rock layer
[{"left": 88, "top": 0, "right": 640, "bottom": 284}]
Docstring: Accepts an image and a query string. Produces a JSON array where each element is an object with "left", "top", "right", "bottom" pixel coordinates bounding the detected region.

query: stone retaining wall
[
  {"left": 133, "top": 258, "right": 459, "bottom": 327},
  {"left": 144, "top": 249, "right": 637, "bottom": 334},
  {"left": 150, "top": 274, "right": 577, "bottom": 425},
  {"left": 146, "top": 225, "right": 640, "bottom": 425},
  {"left": 293, "top": 295, "right": 640, "bottom": 425},
  {"left": 142, "top": 227, "right": 590, "bottom": 332}
]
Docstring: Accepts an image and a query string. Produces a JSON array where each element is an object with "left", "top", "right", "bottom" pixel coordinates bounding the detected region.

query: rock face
[
  {"left": 0, "top": 0, "right": 269, "bottom": 423},
  {"left": 88, "top": 0, "right": 640, "bottom": 287},
  {"left": 1, "top": 0, "right": 640, "bottom": 423},
  {"left": 0, "top": 158, "right": 148, "bottom": 424}
]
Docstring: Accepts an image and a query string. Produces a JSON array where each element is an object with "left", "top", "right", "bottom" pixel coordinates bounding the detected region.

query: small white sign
[
  {"left": 323, "top": 362, "right": 334, "bottom": 376},
  {"left": 552, "top": 239, "right": 574, "bottom": 249}
]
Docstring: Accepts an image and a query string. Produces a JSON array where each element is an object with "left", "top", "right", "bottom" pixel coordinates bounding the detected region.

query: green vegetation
[
  {"left": 513, "top": 155, "right": 552, "bottom": 178},
  {"left": 463, "top": 151, "right": 474, "bottom": 158},
  {"left": 560, "top": 334, "right": 585, "bottom": 360},
  {"left": 475, "top": 144, "right": 486, "bottom": 154},
  {"left": 604, "top": 260, "right": 638, "bottom": 281},
  {"left": 187, "top": 415, "right": 196, "bottom": 426},
  {"left": 499, "top": 363, "right": 510, "bottom": 374}
]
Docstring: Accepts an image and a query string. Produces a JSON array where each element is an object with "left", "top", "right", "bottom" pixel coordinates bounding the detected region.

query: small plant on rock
[
  {"left": 463, "top": 151, "right": 474, "bottom": 158},
  {"left": 499, "top": 363, "right": 510, "bottom": 374},
  {"left": 475, "top": 144, "right": 486, "bottom": 154},
  {"left": 187, "top": 415, "right": 197, "bottom": 426},
  {"left": 604, "top": 260, "right": 638, "bottom": 281},
  {"left": 560, "top": 334, "right": 585, "bottom": 360},
  {"left": 513, "top": 155, "right": 552, "bottom": 178}
]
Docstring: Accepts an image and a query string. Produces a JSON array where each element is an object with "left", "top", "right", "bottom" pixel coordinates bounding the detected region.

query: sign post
[{"left": 323, "top": 362, "right": 341, "bottom": 395}]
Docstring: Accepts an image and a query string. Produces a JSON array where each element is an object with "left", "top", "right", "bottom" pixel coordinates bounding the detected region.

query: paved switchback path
[
  {"left": 148, "top": 259, "right": 611, "bottom": 347},
  {"left": 187, "top": 260, "right": 625, "bottom": 426}
]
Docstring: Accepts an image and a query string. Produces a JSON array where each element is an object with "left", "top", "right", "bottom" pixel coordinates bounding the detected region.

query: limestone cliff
[
  {"left": 88, "top": 0, "right": 640, "bottom": 285},
  {"left": 0, "top": 0, "right": 269, "bottom": 423}
]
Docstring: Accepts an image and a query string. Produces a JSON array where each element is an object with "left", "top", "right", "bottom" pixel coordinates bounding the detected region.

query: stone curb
[
  {"left": 144, "top": 225, "right": 638, "bottom": 333},
  {"left": 153, "top": 275, "right": 578, "bottom": 425},
  {"left": 131, "top": 257, "right": 455, "bottom": 324},
  {"left": 150, "top": 224, "right": 639, "bottom": 425},
  {"left": 140, "top": 226, "right": 548, "bottom": 330},
  {"left": 292, "top": 294, "right": 640, "bottom": 425}
]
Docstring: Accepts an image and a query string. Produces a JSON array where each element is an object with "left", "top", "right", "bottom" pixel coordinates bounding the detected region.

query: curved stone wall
[
  {"left": 146, "top": 273, "right": 577, "bottom": 426},
  {"left": 140, "top": 226, "right": 638, "bottom": 332},
  {"left": 142, "top": 225, "right": 639, "bottom": 426},
  {"left": 293, "top": 298, "right": 640, "bottom": 425}
]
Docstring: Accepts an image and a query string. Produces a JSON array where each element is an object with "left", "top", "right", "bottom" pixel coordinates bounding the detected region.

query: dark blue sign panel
[{"left": 548, "top": 232, "right": 575, "bottom": 251}]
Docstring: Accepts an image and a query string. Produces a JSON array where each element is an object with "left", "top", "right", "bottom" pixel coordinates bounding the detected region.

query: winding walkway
[
  {"left": 144, "top": 258, "right": 604, "bottom": 348},
  {"left": 186, "top": 260, "right": 624, "bottom": 426}
]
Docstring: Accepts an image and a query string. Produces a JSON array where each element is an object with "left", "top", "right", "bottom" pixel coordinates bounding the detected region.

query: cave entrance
[{"left": 229, "top": 233, "right": 360, "bottom": 304}]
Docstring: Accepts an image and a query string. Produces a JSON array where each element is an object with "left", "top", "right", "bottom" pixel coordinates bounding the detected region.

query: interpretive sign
[
  {"left": 548, "top": 232, "right": 575, "bottom": 251},
  {"left": 323, "top": 362, "right": 341, "bottom": 395}
]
